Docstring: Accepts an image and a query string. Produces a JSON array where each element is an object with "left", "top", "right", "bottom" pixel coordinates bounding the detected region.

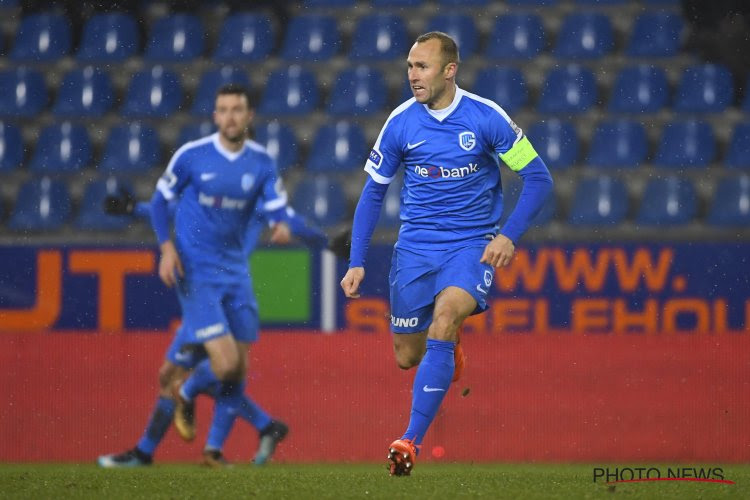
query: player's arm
[
  {"left": 283, "top": 206, "right": 329, "bottom": 250},
  {"left": 258, "top": 162, "right": 293, "bottom": 245}
]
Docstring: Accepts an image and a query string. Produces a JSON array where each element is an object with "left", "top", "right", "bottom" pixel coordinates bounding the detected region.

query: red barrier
[{"left": 2, "top": 331, "right": 749, "bottom": 463}]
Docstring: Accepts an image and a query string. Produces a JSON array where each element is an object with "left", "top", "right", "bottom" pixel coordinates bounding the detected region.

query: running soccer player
[{"left": 340, "top": 32, "right": 553, "bottom": 476}]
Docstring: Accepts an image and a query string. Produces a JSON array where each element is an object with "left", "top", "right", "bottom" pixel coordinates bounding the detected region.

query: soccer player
[{"left": 340, "top": 32, "right": 554, "bottom": 476}]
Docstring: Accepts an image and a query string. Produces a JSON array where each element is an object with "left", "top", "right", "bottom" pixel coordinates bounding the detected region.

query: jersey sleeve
[
  {"left": 155, "top": 144, "right": 193, "bottom": 200},
  {"left": 363, "top": 115, "right": 403, "bottom": 185},
  {"left": 488, "top": 107, "right": 540, "bottom": 173},
  {"left": 259, "top": 157, "right": 289, "bottom": 216}
]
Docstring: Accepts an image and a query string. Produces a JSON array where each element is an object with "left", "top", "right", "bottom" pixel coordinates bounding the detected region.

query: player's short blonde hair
[{"left": 415, "top": 31, "right": 460, "bottom": 67}]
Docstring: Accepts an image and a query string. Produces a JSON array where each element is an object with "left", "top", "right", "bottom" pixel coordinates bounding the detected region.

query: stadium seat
[
  {"left": 214, "top": 13, "right": 274, "bottom": 62},
  {"left": 642, "top": 0, "right": 680, "bottom": 5},
  {"left": 587, "top": 120, "right": 647, "bottom": 168},
  {"left": 29, "top": 122, "right": 91, "bottom": 173},
  {"left": 9, "top": 177, "right": 71, "bottom": 231},
  {"left": 77, "top": 13, "right": 139, "bottom": 62},
  {"left": 11, "top": 13, "right": 71, "bottom": 62},
  {"left": 100, "top": 122, "right": 160, "bottom": 173},
  {"left": 304, "top": 0, "right": 356, "bottom": 6},
  {"left": 371, "top": 0, "right": 423, "bottom": 5},
  {"left": 75, "top": 177, "right": 133, "bottom": 231},
  {"left": 537, "top": 65, "right": 597, "bottom": 114},
  {"left": 177, "top": 121, "right": 216, "bottom": 146},
  {"left": 398, "top": 79, "right": 416, "bottom": 104},
  {"left": 290, "top": 175, "right": 347, "bottom": 227},
  {"left": 53, "top": 66, "right": 114, "bottom": 117},
  {"left": 350, "top": 14, "right": 408, "bottom": 61},
  {"left": 574, "top": 0, "right": 626, "bottom": 3},
  {"left": 654, "top": 120, "right": 716, "bottom": 168},
  {"left": 471, "top": 67, "right": 528, "bottom": 114},
  {"left": 306, "top": 121, "right": 367, "bottom": 173},
  {"left": 636, "top": 177, "right": 697, "bottom": 226},
  {"left": 568, "top": 176, "right": 628, "bottom": 226},
  {"left": 0, "top": 67, "right": 47, "bottom": 117},
  {"left": 145, "top": 14, "right": 204, "bottom": 62},
  {"left": 122, "top": 66, "right": 183, "bottom": 118},
  {"left": 608, "top": 65, "right": 669, "bottom": 114},
  {"left": 258, "top": 65, "right": 319, "bottom": 116},
  {"left": 707, "top": 175, "right": 750, "bottom": 226},
  {"left": 378, "top": 174, "right": 403, "bottom": 229},
  {"left": 674, "top": 64, "right": 733, "bottom": 113},
  {"left": 626, "top": 12, "right": 684, "bottom": 57},
  {"left": 255, "top": 121, "right": 299, "bottom": 173},
  {"left": 280, "top": 14, "right": 340, "bottom": 61},
  {"left": 500, "top": 178, "right": 557, "bottom": 226},
  {"left": 191, "top": 66, "right": 250, "bottom": 116},
  {"left": 554, "top": 13, "right": 614, "bottom": 60},
  {"left": 0, "top": 121, "right": 23, "bottom": 171},
  {"left": 327, "top": 65, "right": 387, "bottom": 116},
  {"left": 437, "top": 0, "right": 487, "bottom": 4},
  {"left": 726, "top": 122, "right": 750, "bottom": 169},
  {"left": 426, "top": 14, "right": 478, "bottom": 59},
  {"left": 527, "top": 119, "right": 579, "bottom": 170},
  {"left": 485, "top": 14, "right": 545, "bottom": 60}
]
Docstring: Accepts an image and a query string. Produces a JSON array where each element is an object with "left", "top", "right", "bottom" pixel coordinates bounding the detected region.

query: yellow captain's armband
[{"left": 499, "top": 136, "right": 538, "bottom": 172}]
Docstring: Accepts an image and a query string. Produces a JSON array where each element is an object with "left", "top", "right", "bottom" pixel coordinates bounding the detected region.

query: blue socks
[
  {"left": 136, "top": 396, "right": 176, "bottom": 456},
  {"left": 402, "top": 338, "right": 455, "bottom": 446},
  {"left": 180, "top": 359, "right": 221, "bottom": 401},
  {"left": 206, "top": 381, "right": 272, "bottom": 451}
]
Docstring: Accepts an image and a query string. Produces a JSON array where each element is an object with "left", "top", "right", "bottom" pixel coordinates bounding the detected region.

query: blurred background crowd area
[{"left": 0, "top": 0, "right": 748, "bottom": 245}]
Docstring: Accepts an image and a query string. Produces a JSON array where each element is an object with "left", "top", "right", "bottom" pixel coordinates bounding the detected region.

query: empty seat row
[{"left": 8, "top": 10, "right": 685, "bottom": 64}]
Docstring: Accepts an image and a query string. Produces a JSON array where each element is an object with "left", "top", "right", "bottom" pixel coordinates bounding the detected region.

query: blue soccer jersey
[
  {"left": 156, "top": 133, "right": 287, "bottom": 283},
  {"left": 364, "top": 87, "right": 536, "bottom": 250}
]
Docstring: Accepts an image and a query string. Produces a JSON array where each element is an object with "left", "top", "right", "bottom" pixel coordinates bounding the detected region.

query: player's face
[
  {"left": 214, "top": 94, "right": 253, "bottom": 143},
  {"left": 407, "top": 39, "right": 456, "bottom": 109}
]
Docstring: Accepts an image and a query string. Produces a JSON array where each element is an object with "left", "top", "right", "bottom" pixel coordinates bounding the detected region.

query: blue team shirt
[
  {"left": 364, "top": 87, "right": 525, "bottom": 249},
  {"left": 156, "top": 133, "right": 287, "bottom": 283}
]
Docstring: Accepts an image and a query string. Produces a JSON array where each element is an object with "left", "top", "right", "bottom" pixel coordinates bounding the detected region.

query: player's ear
[{"left": 444, "top": 62, "right": 457, "bottom": 79}]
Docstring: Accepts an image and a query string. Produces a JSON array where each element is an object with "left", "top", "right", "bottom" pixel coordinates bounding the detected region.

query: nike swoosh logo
[
  {"left": 422, "top": 385, "right": 445, "bottom": 393},
  {"left": 201, "top": 173, "right": 217, "bottom": 181},
  {"left": 476, "top": 284, "right": 488, "bottom": 295},
  {"left": 407, "top": 140, "right": 427, "bottom": 150}
]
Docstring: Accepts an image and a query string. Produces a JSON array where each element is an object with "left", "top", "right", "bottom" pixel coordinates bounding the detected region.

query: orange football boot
[{"left": 387, "top": 438, "right": 420, "bottom": 476}]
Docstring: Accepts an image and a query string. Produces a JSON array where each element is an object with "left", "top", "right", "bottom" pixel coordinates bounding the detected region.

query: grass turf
[{"left": 0, "top": 464, "right": 748, "bottom": 499}]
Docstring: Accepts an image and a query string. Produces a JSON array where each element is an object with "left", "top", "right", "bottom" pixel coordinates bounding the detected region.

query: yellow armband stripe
[{"left": 499, "top": 136, "right": 538, "bottom": 172}]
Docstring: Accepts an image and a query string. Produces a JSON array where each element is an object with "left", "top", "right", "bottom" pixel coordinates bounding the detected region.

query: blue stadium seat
[
  {"left": 426, "top": 14, "right": 478, "bottom": 59},
  {"left": 304, "top": 0, "right": 356, "bottom": 6},
  {"left": 642, "top": 0, "right": 680, "bottom": 5},
  {"left": 11, "top": 13, "right": 71, "bottom": 62},
  {"left": 608, "top": 65, "right": 668, "bottom": 114},
  {"left": 674, "top": 64, "right": 733, "bottom": 113},
  {"left": 100, "top": 122, "right": 160, "bottom": 173},
  {"left": 145, "top": 14, "right": 204, "bottom": 62},
  {"left": 53, "top": 66, "right": 114, "bottom": 118},
  {"left": 485, "top": 14, "right": 545, "bottom": 60},
  {"left": 506, "top": 0, "right": 558, "bottom": 4},
  {"left": 707, "top": 175, "right": 750, "bottom": 226},
  {"left": 0, "top": 121, "right": 23, "bottom": 171},
  {"left": 77, "top": 13, "right": 139, "bottom": 62},
  {"left": 0, "top": 67, "right": 47, "bottom": 117},
  {"left": 538, "top": 65, "right": 597, "bottom": 114},
  {"left": 371, "top": 0, "right": 423, "bottom": 5},
  {"left": 500, "top": 178, "right": 557, "bottom": 226},
  {"left": 587, "top": 120, "right": 647, "bottom": 168},
  {"left": 437, "top": 0, "right": 487, "bottom": 4},
  {"left": 654, "top": 120, "right": 716, "bottom": 168},
  {"left": 471, "top": 67, "right": 527, "bottom": 113},
  {"left": 378, "top": 174, "right": 403, "bottom": 229},
  {"left": 75, "top": 177, "right": 133, "bottom": 231},
  {"left": 306, "top": 121, "right": 367, "bottom": 173},
  {"left": 399, "top": 79, "right": 415, "bottom": 104},
  {"left": 726, "top": 122, "right": 750, "bottom": 168},
  {"left": 122, "top": 66, "right": 183, "bottom": 118},
  {"left": 350, "top": 14, "right": 408, "bottom": 61},
  {"left": 214, "top": 13, "right": 274, "bottom": 62},
  {"left": 191, "top": 66, "right": 250, "bottom": 116},
  {"left": 328, "top": 65, "right": 387, "bottom": 116},
  {"left": 177, "top": 121, "right": 216, "bottom": 146},
  {"left": 280, "top": 14, "right": 340, "bottom": 61},
  {"left": 29, "top": 122, "right": 91, "bottom": 173},
  {"left": 626, "top": 12, "right": 684, "bottom": 58},
  {"left": 258, "top": 65, "right": 319, "bottom": 116},
  {"left": 290, "top": 175, "right": 347, "bottom": 227},
  {"left": 527, "top": 119, "right": 579, "bottom": 170},
  {"left": 574, "top": 0, "right": 626, "bottom": 3},
  {"left": 9, "top": 177, "right": 71, "bottom": 231},
  {"left": 636, "top": 177, "right": 696, "bottom": 226},
  {"left": 568, "top": 176, "right": 628, "bottom": 226},
  {"left": 255, "top": 121, "right": 299, "bottom": 173},
  {"left": 554, "top": 13, "right": 613, "bottom": 60}
]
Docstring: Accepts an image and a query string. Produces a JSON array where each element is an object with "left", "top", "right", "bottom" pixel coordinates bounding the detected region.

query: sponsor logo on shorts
[
  {"left": 391, "top": 315, "right": 418, "bottom": 328},
  {"left": 195, "top": 323, "right": 224, "bottom": 339}
]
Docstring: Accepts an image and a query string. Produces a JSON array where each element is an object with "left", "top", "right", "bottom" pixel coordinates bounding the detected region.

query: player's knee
[
  {"left": 431, "top": 310, "right": 461, "bottom": 341},
  {"left": 394, "top": 350, "right": 422, "bottom": 369},
  {"left": 158, "top": 364, "right": 177, "bottom": 391},
  {"left": 211, "top": 358, "right": 242, "bottom": 381}
]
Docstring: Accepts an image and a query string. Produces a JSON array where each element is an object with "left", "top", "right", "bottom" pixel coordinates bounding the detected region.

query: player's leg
[{"left": 392, "top": 331, "right": 427, "bottom": 369}]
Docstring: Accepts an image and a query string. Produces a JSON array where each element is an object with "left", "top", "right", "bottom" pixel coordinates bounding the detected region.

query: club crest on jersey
[
  {"left": 459, "top": 131, "right": 476, "bottom": 151},
  {"left": 241, "top": 173, "right": 255, "bottom": 192}
]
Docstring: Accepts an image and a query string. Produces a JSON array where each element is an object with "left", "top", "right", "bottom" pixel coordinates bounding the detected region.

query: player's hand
[
  {"left": 340, "top": 267, "right": 365, "bottom": 299},
  {"left": 270, "top": 221, "right": 291, "bottom": 245},
  {"left": 158, "top": 240, "right": 184, "bottom": 288},
  {"left": 480, "top": 234, "right": 515, "bottom": 268}
]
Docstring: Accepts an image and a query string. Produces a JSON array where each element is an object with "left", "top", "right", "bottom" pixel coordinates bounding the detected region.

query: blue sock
[
  {"left": 136, "top": 396, "right": 176, "bottom": 456},
  {"left": 181, "top": 359, "right": 220, "bottom": 401},
  {"left": 237, "top": 386, "right": 272, "bottom": 432},
  {"left": 206, "top": 381, "right": 242, "bottom": 450},
  {"left": 402, "top": 338, "right": 455, "bottom": 447}
]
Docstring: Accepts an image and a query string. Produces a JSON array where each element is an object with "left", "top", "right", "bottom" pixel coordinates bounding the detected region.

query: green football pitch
[{"left": 1, "top": 464, "right": 748, "bottom": 499}]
